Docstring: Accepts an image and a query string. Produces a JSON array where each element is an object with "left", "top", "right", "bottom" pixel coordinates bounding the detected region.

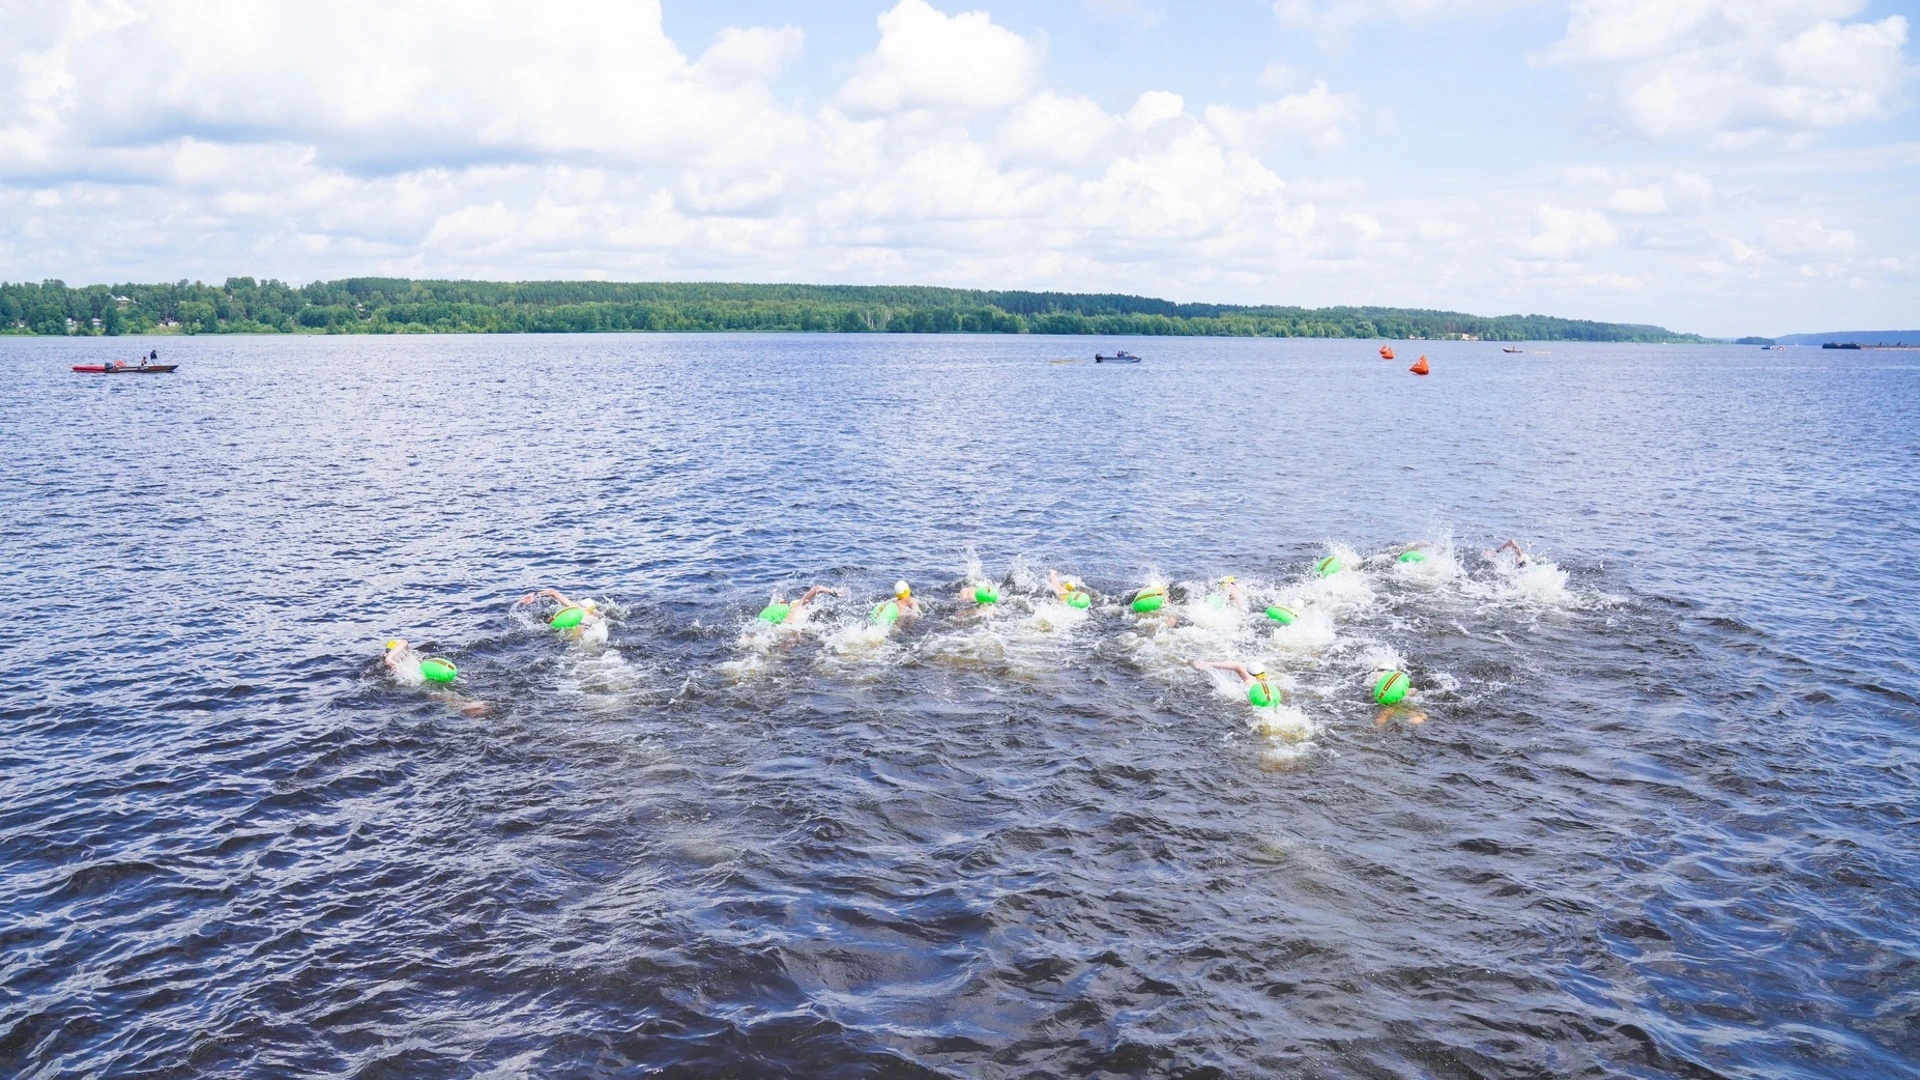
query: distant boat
[
  {"left": 73, "top": 363, "right": 177, "bottom": 374},
  {"left": 1095, "top": 351, "right": 1141, "bottom": 363},
  {"left": 1822, "top": 342, "right": 1862, "bottom": 350},
  {"left": 1502, "top": 346, "right": 1523, "bottom": 353}
]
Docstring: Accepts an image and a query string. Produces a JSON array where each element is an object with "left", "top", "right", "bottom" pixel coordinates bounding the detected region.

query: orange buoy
[
  {"left": 1380, "top": 346, "right": 1395, "bottom": 360},
  {"left": 1409, "top": 355, "right": 1430, "bottom": 375}
]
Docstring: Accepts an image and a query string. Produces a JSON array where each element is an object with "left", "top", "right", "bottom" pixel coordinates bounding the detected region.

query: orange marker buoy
[
  {"left": 1380, "top": 346, "right": 1395, "bottom": 360},
  {"left": 1409, "top": 355, "right": 1430, "bottom": 375}
]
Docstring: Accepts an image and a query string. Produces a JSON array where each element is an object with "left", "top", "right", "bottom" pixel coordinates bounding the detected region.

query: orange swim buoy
[
  {"left": 1380, "top": 346, "right": 1395, "bottom": 360},
  {"left": 1409, "top": 355, "right": 1430, "bottom": 375}
]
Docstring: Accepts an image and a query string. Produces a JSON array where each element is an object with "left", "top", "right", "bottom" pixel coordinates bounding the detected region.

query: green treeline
[{"left": 0, "top": 277, "right": 1704, "bottom": 342}]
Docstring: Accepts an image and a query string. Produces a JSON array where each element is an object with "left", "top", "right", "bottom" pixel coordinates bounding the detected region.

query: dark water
[{"left": 3, "top": 334, "right": 1916, "bottom": 1078}]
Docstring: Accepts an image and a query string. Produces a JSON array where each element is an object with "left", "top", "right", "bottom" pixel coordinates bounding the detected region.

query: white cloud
[
  {"left": 1126, "top": 90, "right": 1189, "bottom": 131},
  {"left": 1607, "top": 182, "right": 1668, "bottom": 214},
  {"left": 1522, "top": 205, "right": 1618, "bottom": 257},
  {"left": 834, "top": 0, "right": 1041, "bottom": 114},
  {"left": 0, "top": 0, "right": 809, "bottom": 174},
  {"left": 1276, "top": 0, "right": 1540, "bottom": 52},
  {"left": 1764, "top": 218, "right": 1857, "bottom": 255},
  {"left": 1339, "top": 212, "right": 1384, "bottom": 240},
  {"left": 998, "top": 92, "right": 1116, "bottom": 165},
  {"left": 1545, "top": 0, "right": 1913, "bottom": 144},
  {"left": 1205, "top": 81, "right": 1365, "bottom": 152},
  {"left": 696, "top": 26, "right": 806, "bottom": 86}
]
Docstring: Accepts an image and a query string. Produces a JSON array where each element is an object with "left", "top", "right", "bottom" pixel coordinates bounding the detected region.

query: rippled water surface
[{"left": 3, "top": 333, "right": 1916, "bottom": 1078}]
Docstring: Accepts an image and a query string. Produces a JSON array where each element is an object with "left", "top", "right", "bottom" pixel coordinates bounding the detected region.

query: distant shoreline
[{"left": 2, "top": 277, "right": 1708, "bottom": 344}]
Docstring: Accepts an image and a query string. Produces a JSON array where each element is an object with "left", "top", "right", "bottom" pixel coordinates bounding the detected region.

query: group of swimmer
[{"left": 381, "top": 541, "right": 1537, "bottom": 730}]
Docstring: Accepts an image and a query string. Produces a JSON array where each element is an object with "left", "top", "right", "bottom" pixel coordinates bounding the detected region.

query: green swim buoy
[
  {"left": 420, "top": 657, "right": 458, "bottom": 684},
  {"left": 871, "top": 600, "right": 900, "bottom": 626},
  {"left": 757, "top": 602, "right": 791, "bottom": 624},
  {"left": 1132, "top": 593, "right": 1165, "bottom": 613},
  {"left": 1067, "top": 591, "right": 1091, "bottom": 610},
  {"left": 1315, "top": 556, "right": 1342, "bottom": 578},
  {"left": 1249, "top": 681, "right": 1279, "bottom": 708},
  {"left": 549, "top": 606, "right": 585, "bottom": 630},
  {"left": 1265, "top": 605, "right": 1297, "bottom": 625},
  {"left": 974, "top": 587, "right": 1000, "bottom": 605},
  {"left": 1399, "top": 551, "right": 1427, "bottom": 564},
  {"left": 1373, "top": 670, "right": 1410, "bottom": 705}
]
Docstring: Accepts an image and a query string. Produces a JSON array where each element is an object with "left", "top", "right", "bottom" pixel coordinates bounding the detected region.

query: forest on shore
[{"left": 0, "top": 278, "right": 1705, "bottom": 342}]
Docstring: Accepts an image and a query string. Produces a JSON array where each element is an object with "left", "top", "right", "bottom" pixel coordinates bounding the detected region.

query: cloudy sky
[{"left": 2, "top": 0, "right": 1913, "bottom": 335}]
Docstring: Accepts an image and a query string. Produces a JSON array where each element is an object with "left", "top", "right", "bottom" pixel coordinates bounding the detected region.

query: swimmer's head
[
  {"left": 1219, "top": 575, "right": 1237, "bottom": 585},
  {"left": 894, "top": 580, "right": 911, "bottom": 598},
  {"left": 1248, "top": 662, "right": 1269, "bottom": 677},
  {"left": 581, "top": 599, "right": 599, "bottom": 612}
]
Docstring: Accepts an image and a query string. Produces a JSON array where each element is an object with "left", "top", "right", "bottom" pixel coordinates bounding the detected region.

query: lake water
[{"left": 2, "top": 333, "right": 1915, "bottom": 1078}]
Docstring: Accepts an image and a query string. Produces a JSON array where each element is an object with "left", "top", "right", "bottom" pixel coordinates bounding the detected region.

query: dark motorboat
[
  {"left": 1502, "top": 346, "right": 1524, "bottom": 353},
  {"left": 73, "top": 363, "right": 177, "bottom": 373},
  {"left": 1095, "top": 351, "right": 1141, "bottom": 363}
]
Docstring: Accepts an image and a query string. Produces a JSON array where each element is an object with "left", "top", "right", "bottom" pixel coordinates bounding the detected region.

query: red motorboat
[{"left": 73, "top": 363, "right": 177, "bottom": 374}]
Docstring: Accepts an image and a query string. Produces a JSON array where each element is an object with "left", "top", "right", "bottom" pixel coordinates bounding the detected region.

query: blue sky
[{"left": 2, "top": 0, "right": 1914, "bottom": 336}]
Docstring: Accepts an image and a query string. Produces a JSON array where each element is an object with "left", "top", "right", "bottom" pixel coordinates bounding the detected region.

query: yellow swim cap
[
  {"left": 385, "top": 639, "right": 399, "bottom": 651},
  {"left": 1220, "top": 576, "right": 1237, "bottom": 585}
]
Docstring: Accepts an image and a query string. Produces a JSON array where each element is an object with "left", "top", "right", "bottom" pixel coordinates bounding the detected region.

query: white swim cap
[
  {"left": 1248, "top": 663, "right": 1269, "bottom": 676},
  {"left": 894, "top": 580, "right": 911, "bottom": 596}
]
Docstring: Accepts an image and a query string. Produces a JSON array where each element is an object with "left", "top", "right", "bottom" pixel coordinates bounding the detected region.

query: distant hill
[
  {"left": 0, "top": 277, "right": 1707, "bottom": 342},
  {"left": 1775, "top": 330, "right": 1920, "bottom": 346}
]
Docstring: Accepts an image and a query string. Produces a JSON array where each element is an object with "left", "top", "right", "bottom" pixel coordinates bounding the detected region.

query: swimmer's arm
[
  {"left": 795, "top": 585, "right": 839, "bottom": 606},
  {"left": 1191, "top": 660, "right": 1254, "bottom": 684}
]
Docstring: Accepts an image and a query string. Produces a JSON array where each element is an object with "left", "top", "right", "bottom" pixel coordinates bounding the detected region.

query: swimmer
[
  {"left": 758, "top": 585, "right": 840, "bottom": 626},
  {"left": 1209, "top": 575, "right": 1247, "bottom": 610},
  {"left": 517, "top": 588, "right": 606, "bottom": 640},
  {"left": 1131, "top": 583, "right": 1177, "bottom": 628},
  {"left": 384, "top": 638, "right": 487, "bottom": 716},
  {"left": 1047, "top": 570, "right": 1093, "bottom": 609},
  {"left": 1191, "top": 660, "right": 1282, "bottom": 709},
  {"left": 1486, "top": 539, "right": 1529, "bottom": 566},
  {"left": 869, "top": 580, "right": 921, "bottom": 626},
  {"left": 1369, "top": 665, "right": 1425, "bottom": 726}
]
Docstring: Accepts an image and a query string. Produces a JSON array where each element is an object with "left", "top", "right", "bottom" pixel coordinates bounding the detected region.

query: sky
[{"left": 1, "top": 0, "right": 1914, "bottom": 336}]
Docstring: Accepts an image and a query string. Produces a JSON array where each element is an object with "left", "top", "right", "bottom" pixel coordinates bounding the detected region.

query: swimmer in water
[
  {"left": 517, "top": 588, "right": 606, "bottom": 641},
  {"left": 1369, "top": 665, "right": 1426, "bottom": 726},
  {"left": 870, "top": 580, "right": 921, "bottom": 626},
  {"left": 1191, "top": 660, "right": 1282, "bottom": 709},
  {"left": 758, "top": 584, "right": 840, "bottom": 626},
  {"left": 1486, "top": 539, "right": 1529, "bottom": 566},
  {"left": 1047, "top": 570, "right": 1093, "bottom": 609},
  {"left": 1210, "top": 575, "right": 1247, "bottom": 610},
  {"left": 384, "top": 638, "right": 488, "bottom": 716},
  {"left": 1131, "top": 583, "right": 1178, "bottom": 628}
]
